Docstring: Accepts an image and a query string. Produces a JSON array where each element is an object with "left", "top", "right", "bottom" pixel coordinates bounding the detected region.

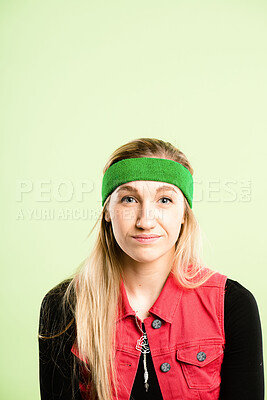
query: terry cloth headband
[{"left": 101, "top": 157, "right": 193, "bottom": 208}]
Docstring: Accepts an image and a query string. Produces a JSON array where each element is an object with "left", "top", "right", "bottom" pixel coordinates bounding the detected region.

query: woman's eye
[
  {"left": 121, "top": 196, "right": 136, "bottom": 203},
  {"left": 121, "top": 196, "right": 172, "bottom": 204},
  {"left": 160, "top": 197, "right": 172, "bottom": 204}
]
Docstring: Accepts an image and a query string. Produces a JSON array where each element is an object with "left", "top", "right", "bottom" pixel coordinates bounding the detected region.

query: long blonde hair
[{"left": 39, "top": 138, "right": 216, "bottom": 400}]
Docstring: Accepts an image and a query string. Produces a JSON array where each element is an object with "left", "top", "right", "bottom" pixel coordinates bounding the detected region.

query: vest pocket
[{"left": 176, "top": 343, "right": 224, "bottom": 390}]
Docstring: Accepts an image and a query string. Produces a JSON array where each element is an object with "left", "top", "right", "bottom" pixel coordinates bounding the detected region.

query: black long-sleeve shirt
[{"left": 38, "top": 279, "right": 264, "bottom": 399}]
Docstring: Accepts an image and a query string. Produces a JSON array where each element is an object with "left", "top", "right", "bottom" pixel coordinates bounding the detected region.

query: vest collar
[{"left": 116, "top": 270, "right": 183, "bottom": 324}]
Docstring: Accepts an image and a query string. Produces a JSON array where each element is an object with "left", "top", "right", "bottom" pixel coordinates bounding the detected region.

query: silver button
[
  {"left": 197, "top": 351, "right": 206, "bottom": 362},
  {"left": 160, "top": 362, "right": 171, "bottom": 372},
  {"left": 152, "top": 319, "right": 162, "bottom": 329}
]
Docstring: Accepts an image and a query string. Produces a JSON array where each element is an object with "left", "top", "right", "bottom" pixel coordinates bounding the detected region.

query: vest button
[
  {"left": 160, "top": 362, "right": 171, "bottom": 372},
  {"left": 152, "top": 319, "right": 162, "bottom": 329},
  {"left": 197, "top": 351, "right": 206, "bottom": 362}
]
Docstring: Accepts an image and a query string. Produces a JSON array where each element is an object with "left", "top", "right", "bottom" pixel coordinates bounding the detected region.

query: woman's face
[{"left": 105, "top": 180, "right": 185, "bottom": 265}]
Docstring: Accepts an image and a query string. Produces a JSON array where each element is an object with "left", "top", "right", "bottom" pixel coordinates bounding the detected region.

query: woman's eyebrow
[{"left": 116, "top": 185, "right": 178, "bottom": 194}]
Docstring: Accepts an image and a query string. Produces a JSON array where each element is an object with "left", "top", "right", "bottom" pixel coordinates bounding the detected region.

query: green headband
[{"left": 101, "top": 157, "right": 193, "bottom": 208}]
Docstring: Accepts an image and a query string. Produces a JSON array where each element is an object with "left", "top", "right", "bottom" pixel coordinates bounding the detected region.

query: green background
[{"left": 1, "top": 1, "right": 266, "bottom": 398}]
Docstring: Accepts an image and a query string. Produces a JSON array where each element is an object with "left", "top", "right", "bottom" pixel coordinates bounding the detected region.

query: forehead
[{"left": 114, "top": 181, "right": 180, "bottom": 194}]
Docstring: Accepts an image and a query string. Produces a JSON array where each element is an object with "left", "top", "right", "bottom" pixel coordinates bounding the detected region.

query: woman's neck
[{"left": 122, "top": 260, "right": 172, "bottom": 321}]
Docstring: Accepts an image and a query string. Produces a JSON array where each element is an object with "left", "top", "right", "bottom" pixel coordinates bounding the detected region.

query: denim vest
[{"left": 72, "top": 270, "right": 227, "bottom": 400}]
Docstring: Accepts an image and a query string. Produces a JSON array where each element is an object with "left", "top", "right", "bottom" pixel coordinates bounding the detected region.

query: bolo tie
[{"left": 134, "top": 311, "right": 150, "bottom": 392}]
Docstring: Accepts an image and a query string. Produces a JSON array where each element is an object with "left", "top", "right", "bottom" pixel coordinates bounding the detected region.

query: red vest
[{"left": 72, "top": 270, "right": 227, "bottom": 400}]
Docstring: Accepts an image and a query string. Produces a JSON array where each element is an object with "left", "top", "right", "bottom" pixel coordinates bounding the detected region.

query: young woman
[{"left": 38, "top": 138, "right": 264, "bottom": 400}]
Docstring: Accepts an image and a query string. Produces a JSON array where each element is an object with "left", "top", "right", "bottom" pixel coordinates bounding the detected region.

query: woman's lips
[{"left": 132, "top": 236, "right": 161, "bottom": 243}]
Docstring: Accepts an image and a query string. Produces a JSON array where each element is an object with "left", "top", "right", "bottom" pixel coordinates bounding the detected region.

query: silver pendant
[
  {"left": 144, "top": 353, "right": 149, "bottom": 392},
  {"left": 136, "top": 332, "right": 150, "bottom": 392},
  {"left": 135, "top": 332, "right": 150, "bottom": 354}
]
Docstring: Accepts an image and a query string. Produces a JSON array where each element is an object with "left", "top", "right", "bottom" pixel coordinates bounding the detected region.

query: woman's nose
[{"left": 136, "top": 203, "right": 157, "bottom": 228}]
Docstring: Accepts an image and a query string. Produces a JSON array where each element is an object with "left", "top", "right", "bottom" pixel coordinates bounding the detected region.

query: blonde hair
[{"left": 39, "top": 137, "right": 216, "bottom": 400}]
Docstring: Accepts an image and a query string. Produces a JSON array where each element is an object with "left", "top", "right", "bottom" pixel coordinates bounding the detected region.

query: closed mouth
[{"left": 132, "top": 235, "right": 161, "bottom": 239}]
